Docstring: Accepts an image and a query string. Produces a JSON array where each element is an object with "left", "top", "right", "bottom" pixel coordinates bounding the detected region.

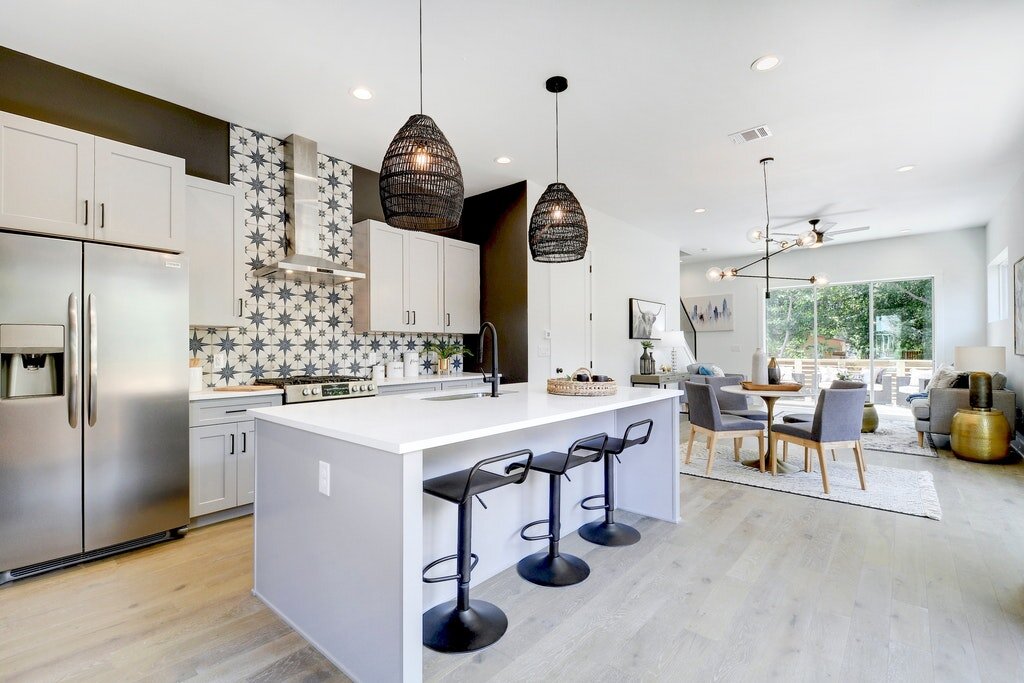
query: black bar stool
[
  {"left": 509, "top": 433, "right": 607, "bottom": 587},
  {"left": 421, "top": 449, "right": 534, "bottom": 653},
  {"left": 578, "top": 419, "right": 653, "bottom": 546}
]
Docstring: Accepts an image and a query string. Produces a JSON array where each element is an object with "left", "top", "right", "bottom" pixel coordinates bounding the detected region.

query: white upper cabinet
[
  {"left": 443, "top": 239, "right": 480, "bottom": 333},
  {"left": 185, "top": 176, "right": 247, "bottom": 327},
  {"left": 406, "top": 232, "right": 444, "bottom": 332},
  {"left": 0, "top": 110, "right": 185, "bottom": 252},
  {"left": 353, "top": 219, "right": 480, "bottom": 334},
  {"left": 94, "top": 138, "right": 185, "bottom": 252},
  {"left": 0, "top": 111, "right": 94, "bottom": 239}
]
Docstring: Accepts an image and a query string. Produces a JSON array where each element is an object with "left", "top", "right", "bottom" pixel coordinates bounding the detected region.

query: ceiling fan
[{"left": 776, "top": 218, "right": 870, "bottom": 248}]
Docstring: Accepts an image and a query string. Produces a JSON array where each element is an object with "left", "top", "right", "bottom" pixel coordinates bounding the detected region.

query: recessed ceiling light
[
  {"left": 494, "top": 156, "right": 512, "bottom": 164},
  {"left": 897, "top": 165, "right": 915, "bottom": 173},
  {"left": 350, "top": 87, "right": 373, "bottom": 100},
  {"left": 751, "top": 55, "right": 781, "bottom": 72},
  {"left": 693, "top": 208, "right": 707, "bottom": 214},
  {"left": 900, "top": 228, "right": 912, "bottom": 233}
]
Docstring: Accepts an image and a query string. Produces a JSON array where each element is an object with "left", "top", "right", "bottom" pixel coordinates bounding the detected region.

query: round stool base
[
  {"left": 517, "top": 551, "right": 590, "bottom": 587},
  {"left": 578, "top": 520, "right": 641, "bottom": 546},
  {"left": 422, "top": 599, "right": 508, "bottom": 653}
]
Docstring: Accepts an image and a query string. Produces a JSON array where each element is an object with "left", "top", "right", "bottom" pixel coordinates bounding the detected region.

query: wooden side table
[{"left": 631, "top": 373, "right": 688, "bottom": 414}]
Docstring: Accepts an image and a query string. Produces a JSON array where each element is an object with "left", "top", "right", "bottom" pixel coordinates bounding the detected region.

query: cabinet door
[
  {"left": 189, "top": 423, "right": 238, "bottom": 517},
  {"left": 407, "top": 233, "right": 444, "bottom": 332},
  {"left": 0, "top": 111, "right": 94, "bottom": 239},
  {"left": 94, "top": 137, "right": 185, "bottom": 252},
  {"left": 236, "top": 421, "right": 256, "bottom": 506},
  {"left": 185, "top": 176, "right": 246, "bottom": 326},
  {"left": 368, "top": 222, "right": 409, "bottom": 331},
  {"left": 443, "top": 239, "right": 480, "bottom": 333}
]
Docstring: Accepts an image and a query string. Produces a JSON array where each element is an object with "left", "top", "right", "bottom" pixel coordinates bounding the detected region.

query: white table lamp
[{"left": 658, "top": 331, "right": 692, "bottom": 372}]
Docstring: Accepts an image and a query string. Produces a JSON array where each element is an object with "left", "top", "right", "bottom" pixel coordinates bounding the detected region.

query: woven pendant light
[
  {"left": 379, "top": 0, "right": 464, "bottom": 232},
  {"left": 529, "top": 76, "right": 587, "bottom": 262}
]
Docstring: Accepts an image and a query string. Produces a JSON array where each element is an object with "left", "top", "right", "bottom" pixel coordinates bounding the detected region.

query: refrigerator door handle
[
  {"left": 68, "top": 293, "right": 80, "bottom": 428},
  {"left": 88, "top": 293, "right": 98, "bottom": 427}
]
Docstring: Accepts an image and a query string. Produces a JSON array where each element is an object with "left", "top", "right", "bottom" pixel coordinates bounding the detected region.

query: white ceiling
[{"left": 4, "top": 0, "right": 1024, "bottom": 258}]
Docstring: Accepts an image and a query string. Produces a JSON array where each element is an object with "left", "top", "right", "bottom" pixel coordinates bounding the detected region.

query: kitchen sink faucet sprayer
[{"left": 478, "top": 322, "right": 500, "bottom": 397}]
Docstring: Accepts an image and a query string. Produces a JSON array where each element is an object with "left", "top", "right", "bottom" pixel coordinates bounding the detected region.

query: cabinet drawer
[
  {"left": 440, "top": 380, "right": 481, "bottom": 391},
  {"left": 377, "top": 382, "right": 442, "bottom": 395},
  {"left": 189, "top": 396, "right": 282, "bottom": 427}
]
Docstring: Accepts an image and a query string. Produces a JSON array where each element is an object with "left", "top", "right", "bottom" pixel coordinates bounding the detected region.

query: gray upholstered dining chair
[
  {"left": 771, "top": 387, "right": 867, "bottom": 494},
  {"left": 703, "top": 376, "right": 768, "bottom": 421},
  {"left": 780, "top": 379, "right": 866, "bottom": 468},
  {"left": 684, "top": 382, "right": 766, "bottom": 474}
]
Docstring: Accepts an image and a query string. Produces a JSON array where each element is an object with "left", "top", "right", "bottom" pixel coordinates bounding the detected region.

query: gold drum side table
[{"left": 950, "top": 408, "right": 1011, "bottom": 462}]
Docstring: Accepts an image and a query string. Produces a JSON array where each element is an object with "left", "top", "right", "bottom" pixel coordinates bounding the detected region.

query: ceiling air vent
[{"left": 728, "top": 125, "right": 772, "bottom": 144}]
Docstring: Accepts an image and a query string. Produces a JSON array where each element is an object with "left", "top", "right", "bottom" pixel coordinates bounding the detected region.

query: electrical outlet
[
  {"left": 213, "top": 352, "right": 227, "bottom": 370},
  {"left": 318, "top": 461, "right": 330, "bottom": 496}
]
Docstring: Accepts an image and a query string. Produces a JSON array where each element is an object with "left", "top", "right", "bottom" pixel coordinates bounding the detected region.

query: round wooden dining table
[{"left": 721, "top": 384, "right": 808, "bottom": 474}]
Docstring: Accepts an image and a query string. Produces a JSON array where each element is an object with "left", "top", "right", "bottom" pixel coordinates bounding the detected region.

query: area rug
[
  {"left": 680, "top": 455, "right": 942, "bottom": 520},
  {"left": 860, "top": 420, "right": 938, "bottom": 458}
]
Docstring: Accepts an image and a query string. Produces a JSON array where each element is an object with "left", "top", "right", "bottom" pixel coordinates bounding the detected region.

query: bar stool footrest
[
  {"left": 578, "top": 519, "right": 641, "bottom": 547},
  {"left": 422, "top": 552, "right": 479, "bottom": 583},
  {"left": 580, "top": 493, "right": 609, "bottom": 511},
  {"left": 519, "top": 518, "right": 553, "bottom": 542}
]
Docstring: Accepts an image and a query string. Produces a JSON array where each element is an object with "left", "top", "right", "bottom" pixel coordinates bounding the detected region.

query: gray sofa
[{"left": 911, "top": 388, "right": 1015, "bottom": 446}]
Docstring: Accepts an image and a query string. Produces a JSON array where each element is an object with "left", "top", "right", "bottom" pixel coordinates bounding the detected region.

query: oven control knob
[
  {"left": 302, "top": 389, "right": 310, "bottom": 396},
  {"left": 312, "top": 387, "right": 320, "bottom": 395},
  {"left": 363, "top": 383, "right": 371, "bottom": 391}
]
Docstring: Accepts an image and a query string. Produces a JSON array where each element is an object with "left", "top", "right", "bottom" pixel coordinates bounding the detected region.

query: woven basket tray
[
  {"left": 740, "top": 381, "right": 803, "bottom": 392},
  {"left": 547, "top": 367, "right": 617, "bottom": 397}
]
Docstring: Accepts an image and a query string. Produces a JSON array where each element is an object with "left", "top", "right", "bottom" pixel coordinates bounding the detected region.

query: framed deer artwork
[{"left": 629, "top": 298, "right": 666, "bottom": 339}]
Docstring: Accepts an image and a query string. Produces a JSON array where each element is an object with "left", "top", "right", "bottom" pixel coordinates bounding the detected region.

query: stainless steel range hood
[{"left": 253, "top": 134, "right": 366, "bottom": 284}]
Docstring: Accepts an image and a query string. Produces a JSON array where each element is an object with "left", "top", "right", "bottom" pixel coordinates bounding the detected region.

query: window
[{"left": 988, "top": 248, "right": 1010, "bottom": 323}]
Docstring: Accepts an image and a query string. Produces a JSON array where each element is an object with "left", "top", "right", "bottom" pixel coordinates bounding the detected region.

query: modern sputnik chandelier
[
  {"left": 379, "top": 0, "right": 464, "bottom": 232},
  {"left": 705, "top": 157, "right": 828, "bottom": 298},
  {"left": 529, "top": 76, "right": 588, "bottom": 263}
]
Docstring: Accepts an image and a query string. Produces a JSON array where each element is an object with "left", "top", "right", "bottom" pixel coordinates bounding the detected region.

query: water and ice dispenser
[{"left": 0, "top": 324, "right": 65, "bottom": 399}]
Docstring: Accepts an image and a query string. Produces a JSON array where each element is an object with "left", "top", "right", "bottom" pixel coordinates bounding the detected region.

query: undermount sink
[{"left": 422, "top": 391, "right": 515, "bottom": 401}]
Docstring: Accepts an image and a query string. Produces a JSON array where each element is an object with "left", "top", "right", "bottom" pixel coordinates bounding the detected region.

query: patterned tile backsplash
[{"left": 189, "top": 124, "right": 462, "bottom": 387}]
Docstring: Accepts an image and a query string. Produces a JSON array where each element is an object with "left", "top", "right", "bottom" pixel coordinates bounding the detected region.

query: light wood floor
[{"left": 3, "top": 432, "right": 1024, "bottom": 682}]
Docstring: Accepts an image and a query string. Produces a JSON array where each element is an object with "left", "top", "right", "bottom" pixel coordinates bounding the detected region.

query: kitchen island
[{"left": 249, "top": 383, "right": 681, "bottom": 682}]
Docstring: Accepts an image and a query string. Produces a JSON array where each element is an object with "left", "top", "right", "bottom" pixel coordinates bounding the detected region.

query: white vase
[{"left": 752, "top": 348, "right": 768, "bottom": 385}]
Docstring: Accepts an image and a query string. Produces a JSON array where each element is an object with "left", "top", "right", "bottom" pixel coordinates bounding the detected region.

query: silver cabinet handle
[
  {"left": 404, "top": 310, "right": 409, "bottom": 325},
  {"left": 100, "top": 203, "right": 106, "bottom": 228},
  {"left": 68, "top": 293, "right": 79, "bottom": 428},
  {"left": 84, "top": 200, "right": 89, "bottom": 226},
  {"left": 412, "top": 310, "right": 416, "bottom": 325},
  {"left": 87, "top": 293, "right": 98, "bottom": 427}
]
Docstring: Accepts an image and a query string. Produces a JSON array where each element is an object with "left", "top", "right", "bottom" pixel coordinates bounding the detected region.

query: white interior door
[
  {"left": 94, "top": 137, "right": 184, "bottom": 252},
  {"left": 550, "top": 251, "right": 593, "bottom": 377},
  {"left": 0, "top": 111, "right": 94, "bottom": 239},
  {"left": 368, "top": 223, "right": 408, "bottom": 331},
  {"left": 407, "top": 233, "right": 444, "bottom": 332}
]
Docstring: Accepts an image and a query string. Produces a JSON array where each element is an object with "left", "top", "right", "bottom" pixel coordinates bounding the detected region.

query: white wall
[
  {"left": 986, "top": 171, "right": 1024, "bottom": 410},
  {"left": 680, "top": 227, "right": 987, "bottom": 375},
  {"left": 527, "top": 181, "right": 681, "bottom": 386}
]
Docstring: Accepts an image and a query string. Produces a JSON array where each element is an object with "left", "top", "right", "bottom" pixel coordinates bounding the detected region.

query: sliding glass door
[{"left": 766, "top": 277, "right": 934, "bottom": 407}]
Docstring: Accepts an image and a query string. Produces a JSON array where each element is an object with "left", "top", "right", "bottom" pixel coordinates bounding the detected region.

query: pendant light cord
[
  {"left": 554, "top": 91, "right": 560, "bottom": 182},
  {"left": 418, "top": 0, "right": 424, "bottom": 114}
]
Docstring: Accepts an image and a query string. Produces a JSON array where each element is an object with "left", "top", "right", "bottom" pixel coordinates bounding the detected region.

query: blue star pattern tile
[{"left": 190, "top": 124, "right": 463, "bottom": 388}]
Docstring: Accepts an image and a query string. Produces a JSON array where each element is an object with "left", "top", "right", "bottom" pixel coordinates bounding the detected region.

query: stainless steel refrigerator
[{"left": 0, "top": 231, "right": 188, "bottom": 583}]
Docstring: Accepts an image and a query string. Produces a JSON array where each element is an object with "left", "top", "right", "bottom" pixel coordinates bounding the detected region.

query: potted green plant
[{"left": 422, "top": 339, "right": 472, "bottom": 375}]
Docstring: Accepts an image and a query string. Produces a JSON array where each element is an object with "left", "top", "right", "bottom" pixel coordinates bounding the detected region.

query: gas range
[{"left": 260, "top": 375, "right": 378, "bottom": 404}]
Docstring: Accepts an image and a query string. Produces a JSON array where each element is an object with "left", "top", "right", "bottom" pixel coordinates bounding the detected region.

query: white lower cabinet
[{"left": 189, "top": 395, "right": 281, "bottom": 519}]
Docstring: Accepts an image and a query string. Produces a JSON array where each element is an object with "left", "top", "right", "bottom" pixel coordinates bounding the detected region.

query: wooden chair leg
[
  {"left": 757, "top": 432, "right": 766, "bottom": 472},
  {"left": 853, "top": 443, "right": 867, "bottom": 490},
  {"left": 804, "top": 446, "right": 811, "bottom": 472},
  {"left": 771, "top": 439, "right": 779, "bottom": 476},
  {"left": 685, "top": 427, "right": 696, "bottom": 464},
  {"left": 783, "top": 441, "right": 788, "bottom": 463},
  {"left": 816, "top": 445, "right": 830, "bottom": 494},
  {"left": 734, "top": 438, "right": 741, "bottom": 461},
  {"left": 831, "top": 448, "right": 838, "bottom": 462},
  {"left": 917, "top": 431, "right": 924, "bottom": 448},
  {"left": 705, "top": 435, "right": 718, "bottom": 475}
]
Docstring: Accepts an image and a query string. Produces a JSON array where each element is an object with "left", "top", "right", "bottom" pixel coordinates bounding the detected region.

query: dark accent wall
[
  {"left": 460, "top": 182, "right": 529, "bottom": 383},
  {"left": 352, "top": 164, "right": 386, "bottom": 224},
  {"left": 0, "top": 46, "right": 229, "bottom": 183}
]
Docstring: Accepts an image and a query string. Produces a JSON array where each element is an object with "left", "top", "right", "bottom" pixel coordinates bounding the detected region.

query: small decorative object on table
[
  {"left": 861, "top": 402, "right": 879, "bottom": 433},
  {"left": 740, "top": 381, "right": 802, "bottom": 392},
  {"left": 423, "top": 340, "right": 472, "bottom": 376},
  {"left": 751, "top": 347, "right": 768, "bottom": 384},
  {"left": 767, "top": 356, "right": 780, "bottom": 384},
  {"left": 547, "top": 367, "right": 617, "bottom": 396},
  {"left": 639, "top": 341, "right": 656, "bottom": 375}
]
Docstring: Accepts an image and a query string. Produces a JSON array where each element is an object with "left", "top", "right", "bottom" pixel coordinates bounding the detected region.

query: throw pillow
[
  {"left": 710, "top": 365, "right": 726, "bottom": 377},
  {"left": 929, "top": 364, "right": 959, "bottom": 390},
  {"left": 993, "top": 372, "right": 1008, "bottom": 390},
  {"left": 697, "top": 365, "right": 714, "bottom": 376},
  {"left": 951, "top": 372, "right": 970, "bottom": 389}
]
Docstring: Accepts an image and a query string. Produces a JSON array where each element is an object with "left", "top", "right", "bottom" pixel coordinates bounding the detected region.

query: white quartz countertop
[
  {"left": 376, "top": 372, "right": 493, "bottom": 387},
  {"left": 189, "top": 387, "right": 284, "bottom": 401},
  {"left": 249, "top": 383, "right": 684, "bottom": 454}
]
